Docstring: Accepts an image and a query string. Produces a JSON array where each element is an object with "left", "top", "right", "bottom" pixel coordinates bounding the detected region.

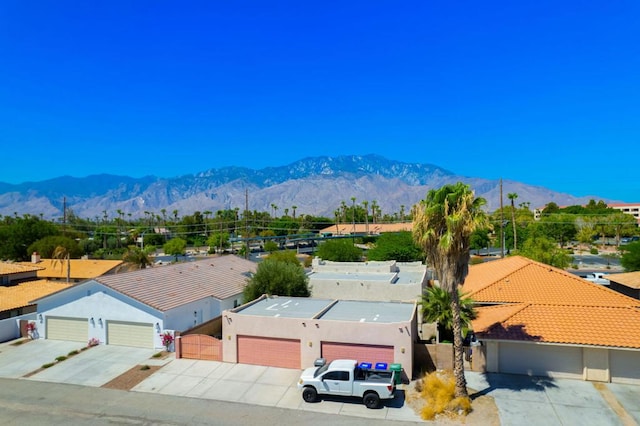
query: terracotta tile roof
[
  {"left": 607, "top": 271, "right": 640, "bottom": 289},
  {"left": 0, "top": 280, "right": 72, "bottom": 311},
  {"left": 0, "top": 262, "right": 44, "bottom": 275},
  {"left": 462, "top": 256, "right": 531, "bottom": 294},
  {"left": 19, "top": 259, "right": 122, "bottom": 279},
  {"left": 318, "top": 222, "right": 412, "bottom": 235},
  {"left": 466, "top": 256, "right": 640, "bottom": 349},
  {"left": 94, "top": 255, "right": 257, "bottom": 312},
  {"left": 464, "top": 256, "right": 638, "bottom": 307},
  {"left": 473, "top": 304, "right": 640, "bottom": 349}
]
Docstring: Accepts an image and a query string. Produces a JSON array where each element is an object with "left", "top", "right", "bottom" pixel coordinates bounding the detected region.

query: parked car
[
  {"left": 582, "top": 272, "right": 610, "bottom": 285},
  {"left": 298, "top": 358, "right": 396, "bottom": 409}
]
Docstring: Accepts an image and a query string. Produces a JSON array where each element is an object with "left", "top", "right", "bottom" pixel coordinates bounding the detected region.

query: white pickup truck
[{"left": 298, "top": 359, "right": 396, "bottom": 409}]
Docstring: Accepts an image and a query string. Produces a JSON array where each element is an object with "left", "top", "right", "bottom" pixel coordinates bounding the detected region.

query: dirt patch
[
  {"left": 102, "top": 364, "right": 163, "bottom": 391},
  {"left": 404, "top": 384, "right": 500, "bottom": 425}
]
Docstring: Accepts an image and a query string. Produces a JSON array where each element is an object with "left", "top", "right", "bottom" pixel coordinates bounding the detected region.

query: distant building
[{"left": 608, "top": 203, "right": 640, "bottom": 225}]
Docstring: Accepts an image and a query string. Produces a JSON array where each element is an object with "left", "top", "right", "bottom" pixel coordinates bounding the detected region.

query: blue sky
[{"left": 1, "top": 1, "right": 638, "bottom": 201}]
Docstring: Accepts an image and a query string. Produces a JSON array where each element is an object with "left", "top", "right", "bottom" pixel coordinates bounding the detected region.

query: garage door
[
  {"left": 107, "top": 321, "right": 154, "bottom": 348},
  {"left": 237, "top": 336, "right": 300, "bottom": 369},
  {"left": 611, "top": 350, "right": 640, "bottom": 385},
  {"left": 46, "top": 316, "right": 88, "bottom": 342},
  {"left": 321, "top": 342, "right": 394, "bottom": 365},
  {"left": 498, "top": 342, "right": 583, "bottom": 379}
]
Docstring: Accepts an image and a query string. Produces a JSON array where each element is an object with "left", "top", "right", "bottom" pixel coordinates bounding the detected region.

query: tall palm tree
[
  {"left": 350, "top": 197, "right": 356, "bottom": 233},
  {"left": 52, "top": 246, "right": 71, "bottom": 283},
  {"left": 507, "top": 192, "right": 518, "bottom": 250},
  {"left": 412, "top": 182, "right": 488, "bottom": 398},
  {"left": 362, "top": 200, "right": 369, "bottom": 235},
  {"left": 292, "top": 205, "right": 297, "bottom": 219}
]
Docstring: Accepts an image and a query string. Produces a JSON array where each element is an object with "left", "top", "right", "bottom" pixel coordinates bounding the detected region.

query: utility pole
[
  {"left": 500, "top": 179, "right": 504, "bottom": 258},
  {"left": 63, "top": 196, "right": 67, "bottom": 236},
  {"left": 245, "top": 188, "right": 249, "bottom": 259}
]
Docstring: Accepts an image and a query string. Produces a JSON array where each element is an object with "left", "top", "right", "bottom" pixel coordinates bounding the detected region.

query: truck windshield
[{"left": 314, "top": 363, "right": 330, "bottom": 377}]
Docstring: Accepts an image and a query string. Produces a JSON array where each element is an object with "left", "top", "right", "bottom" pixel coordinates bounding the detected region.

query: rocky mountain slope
[{"left": 0, "top": 154, "right": 607, "bottom": 220}]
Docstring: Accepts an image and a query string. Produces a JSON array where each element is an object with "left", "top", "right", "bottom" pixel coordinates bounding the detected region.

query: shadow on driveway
[{"left": 469, "top": 372, "right": 557, "bottom": 400}]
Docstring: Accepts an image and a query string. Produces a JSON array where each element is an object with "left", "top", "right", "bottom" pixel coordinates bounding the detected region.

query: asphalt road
[{"left": 0, "top": 378, "right": 423, "bottom": 426}]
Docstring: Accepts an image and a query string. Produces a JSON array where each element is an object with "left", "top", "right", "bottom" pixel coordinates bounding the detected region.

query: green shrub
[
  {"left": 140, "top": 365, "right": 150, "bottom": 370},
  {"left": 590, "top": 248, "right": 599, "bottom": 255},
  {"left": 55, "top": 356, "right": 67, "bottom": 362},
  {"left": 68, "top": 350, "right": 79, "bottom": 356},
  {"left": 42, "top": 362, "right": 55, "bottom": 369},
  {"left": 152, "top": 352, "right": 163, "bottom": 358}
]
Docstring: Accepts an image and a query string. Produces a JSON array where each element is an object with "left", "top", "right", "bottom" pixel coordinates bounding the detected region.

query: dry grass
[{"left": 411, "top": 370, "right": 473, "bottom": 421}]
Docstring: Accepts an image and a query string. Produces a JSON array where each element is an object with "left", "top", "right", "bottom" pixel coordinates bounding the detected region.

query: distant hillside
[{"left": 0, "top": 154, "right": 609, "bottom": 220}]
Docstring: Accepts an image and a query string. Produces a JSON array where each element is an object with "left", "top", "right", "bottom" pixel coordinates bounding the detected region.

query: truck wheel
[
  {"left": 363, "top": 392, "right": 380, "bottom": 409},
  {"left": 302, "top": 387, "right": 318, "bottom": 403}
]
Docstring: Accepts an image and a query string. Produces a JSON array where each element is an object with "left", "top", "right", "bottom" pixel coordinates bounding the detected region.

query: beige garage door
[
  {"left": 107, "top": 320, "right": 154, "bottom": 348},
  {"left": 237, "top": 336, "right": 301, "bottom": 369},
  {"left": 46, "top": 316, "right": 88, "bottom": 342},
  {"left": 321, "top": 342, "right": 394, "bottom": 365},
  {"left": 610, "top": 350, "right": 640, "bottom": 385},
  {"left": 498, "top": 342, "right": 583, "bottom": 379}
]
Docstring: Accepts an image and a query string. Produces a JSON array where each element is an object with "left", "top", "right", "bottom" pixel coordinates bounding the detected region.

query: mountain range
[{"left": 0, "top": 154, "right": 610, "bottom": 220}]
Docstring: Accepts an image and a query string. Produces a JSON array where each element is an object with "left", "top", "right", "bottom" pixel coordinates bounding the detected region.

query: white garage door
[
  {"left": 46, "top": 316, "right": 88, "bottom": 342},
  {"left": 498, "top": 342, "right": 583, "bottom": 379},
  {"left": 611, "top": 350, "right": 640, "bottom": 385},
  {"left": 107, "top": 321, "right": 154, "bottom": 348}
]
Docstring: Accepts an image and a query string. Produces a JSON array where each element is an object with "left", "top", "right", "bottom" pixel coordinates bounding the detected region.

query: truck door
[{"left": 321, "top": 370, "right": 351, "bottom": 395}]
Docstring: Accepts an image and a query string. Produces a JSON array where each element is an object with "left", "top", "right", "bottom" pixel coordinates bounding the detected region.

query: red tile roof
[
  {"left": 607, "top": 271, "right": 640, "bottom": 289},
  {"left": 465, "top": 256, "right": 640, "bottom": 349},
  {"left": 464, "top": 256, "right": 635, "bottom": 307},
  {"left": 474, "top": 304, "right": 640, "bottom": 349},
  {"left": 0, "top": 262, "right": 44, "bottom": 275},
  {"left": 94, "top": 255, "right": 257, "bottom": 312},
  {"left": 19, "top": 259, "right": 122, "bottom": 279},
  {"left": 0, "top": 280, "right": 72, "bottom": 311}
]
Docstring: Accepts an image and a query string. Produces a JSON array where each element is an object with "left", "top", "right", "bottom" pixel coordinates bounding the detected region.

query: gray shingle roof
[{"left": 95, "top": 255, "right": 257, "bottom": 312}]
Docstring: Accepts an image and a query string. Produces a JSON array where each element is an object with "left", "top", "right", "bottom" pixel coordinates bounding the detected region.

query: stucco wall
[
  {"left": 309, "top": 260, "right": 426, "bottom": 302},
  {"left": 40, "top": 291, "right": 165, "bottom": 347},
  {"left": 222, "top": 309, "right": 416, "bottom": 375},
  {"left": 0, "top": 313, "right": 35, "bottom": 343},
  {"left": 483, "top": 340, "right": 640, "bottom": 384}
]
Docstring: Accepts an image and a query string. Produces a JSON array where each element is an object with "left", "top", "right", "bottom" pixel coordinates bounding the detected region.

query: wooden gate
[{"left": 177, "top": 334, "right": 223, "bottom": 361}]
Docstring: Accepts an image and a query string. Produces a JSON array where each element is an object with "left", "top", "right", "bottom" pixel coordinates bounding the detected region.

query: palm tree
[
  {"left": 362, "top": 200, "right": 369, "bottom": 235},
  {"left": 350, "top": 197, "right": 356, "bottom": 233},
  {"left": 371, "top": 200, "right": 378, "bottom": 225},
  {"left": 334, "top": 210, "right": 340, "bottom": 235},
  {"left": 412, "top": 182, "right": 489, "bottom": 398},
  {"left": 421, "top": 285, "right": 477, "bottom": 343},
  {"left": 507, "top": 192, "right": 518, "bottom": 250},
  {"left": 121, "top": 245, "right": 153, "bottom": 270},
  {"left": 51, "top": 246, "right": 71, "bottom": 283},
  {"left": 292, "top": 205, "right": 297, "bottom": 219}
]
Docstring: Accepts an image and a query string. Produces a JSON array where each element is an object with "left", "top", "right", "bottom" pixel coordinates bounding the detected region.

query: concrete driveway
[
  {"left": 0, "top": 339, "right": 83, "bottom": 378},
  {"left": 0, "top": 339, "right": 161, "bottom": 386},
  {"left": 132, "top": 359, "right": 423, "bottom": 423},
  {"left": 465, "top": 372, "right": 629, "bottom": 426},
  {"left": 26, "top": 344, "right": 160, "bottom": 387}
]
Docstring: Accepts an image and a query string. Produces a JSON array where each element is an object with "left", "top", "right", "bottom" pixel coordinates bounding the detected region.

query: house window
[{"left": 233, "top": 300, "right": 239, "bottom": 308}]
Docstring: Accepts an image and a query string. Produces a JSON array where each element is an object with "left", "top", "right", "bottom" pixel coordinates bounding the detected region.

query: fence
[{"left": 176, "top": 334, "right": 223, "bottom": 361}]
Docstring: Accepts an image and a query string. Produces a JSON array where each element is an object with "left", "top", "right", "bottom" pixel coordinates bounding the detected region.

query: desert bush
[
  {"left": 418, "top": 370, "right": 472, "bottom": 420},
  {"left": 55, "top": 356, "right": 67, "bottom": 362},
  {"left": 42, "top": 362, "right": 55, "bottom": 369}
]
